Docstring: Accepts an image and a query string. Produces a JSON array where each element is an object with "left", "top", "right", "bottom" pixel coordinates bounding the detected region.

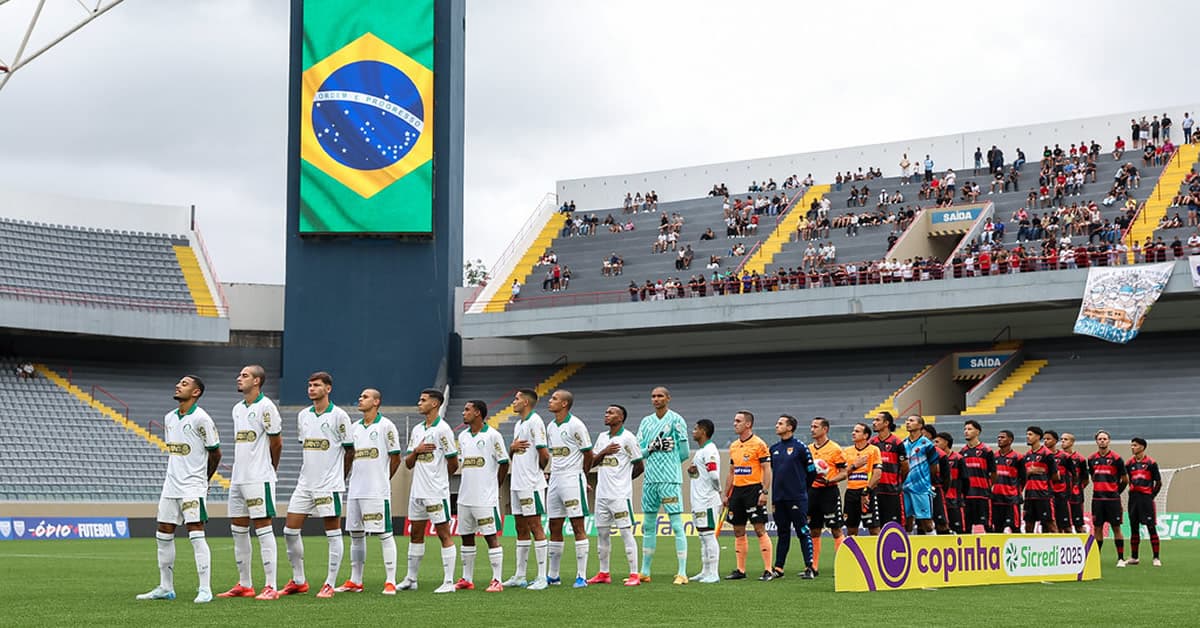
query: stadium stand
[
  {"left": 0, "top": 218, "right": 220, "bottom": 316},
  {"left": 0, "top": 357, "right": 209, "bottom": 502}
]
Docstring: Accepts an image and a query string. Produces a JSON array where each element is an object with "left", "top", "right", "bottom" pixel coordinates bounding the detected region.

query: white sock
[
  {"left": 461, "top": 544, "right": 477, "bottom": 582},
  {"left": 620, "top": 527, "right": 638, "bottom": 575},
  {"left": 406, "top": 541, "right": 425, "bottom": 582},
  {"left": 534, "top": 539, "right": 549, "bottom": 579},
  {"left": 349, "top": 532, "right": 366, "bottom": 584},
  {"left": 440, "top": 545, "right": 456, "bottom": 584},
  {"left": 597, "top": 526, "right": 612, "bottom": 573},
  {"left": 548, "top": 541, "right": 564, "bottom": 579},
  {"left": 231, "top": 525, "right": 252, "bottom": 587},
  {"left": 256, "top": 525, "right": 277, "bottom": 590},
  {"left": 574, "top": 539, "right": 589, "bottom": 579},
  {"left": 514, "top": 539, "right": 531, "bottom": 580},
  {"left": 700, "top": 530, "right": 717, "bottom": 577},
  {"left": 189, "top": 530, "right": 211, "bottom": 591},
  {"left": 156, "top": 531, "right": 175, "bottom": 591},
  {"left": 325, "top": 529, "right": 343, "bottom": 587},
  {"left": 380, "top": 533, "right": 397, "bottom": 584},
  {"left": 283, "top": 527, "right": 305, "bottom": 584},
  {"left": 488, "top": 546, "right": 504, "bottom": 582}
]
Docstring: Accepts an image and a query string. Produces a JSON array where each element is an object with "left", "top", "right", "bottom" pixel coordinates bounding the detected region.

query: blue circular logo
[{"left": 311, "top": 60, "right": 425, "bottom": 171}]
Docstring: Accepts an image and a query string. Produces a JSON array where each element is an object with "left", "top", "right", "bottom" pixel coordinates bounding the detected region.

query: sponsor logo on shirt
[
  {"left": 425, "top": 503, "right": 443, "bottom": 513},
  {"left": 416, "top": 452, "right": 435, "bottom": 463},
  {"left": 166, "top": 442, "right": 191, "bottom": 456},
  {"left": 461, "top": 456, "right": 486, "bottom": 468},
  {"left": 600, "top": 457, "right": 619, "bottom": 467},
  {"left": 519, "top": 498, "right": 534, "bottom": 507},
  {"left": 476, "top": 517, "right": 494, "bottom": 526},
  {"left": 661, "top": 496, "right": 679, "bottom": 505},
  {"left": 564, "top": 499, "right": 580, "bottom": 508},
  {"left": 303, "top": 438, "right": 332, "bottom": 451},
  {"left": 734, "top": 466, "right": 753, "bottom": 475},
  {"left": 550, "top": 447, "right": 570, "bottom": 457},
  {"left": 614, "top": 511, "right": 629, "bottom": 519},
  {"left": 236, "top": 430, "right": 258, "bottom": 443},
  {"left": 355, "top": 447, "right": 380, "bottom": 460}
]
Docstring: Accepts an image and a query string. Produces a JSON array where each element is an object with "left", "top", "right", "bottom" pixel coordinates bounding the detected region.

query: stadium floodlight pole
[{"left": 0, "top": 0, "right": 125, "bottom": 94}]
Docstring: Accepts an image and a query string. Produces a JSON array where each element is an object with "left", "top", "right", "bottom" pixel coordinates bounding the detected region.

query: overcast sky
[{"left": 2, "top": 0, "right": 1198, "bottom": 285}]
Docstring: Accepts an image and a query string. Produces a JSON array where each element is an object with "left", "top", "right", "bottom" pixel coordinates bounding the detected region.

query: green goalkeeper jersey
[{"left": 637, "top": 409, "right": 690, "bottom": 484}]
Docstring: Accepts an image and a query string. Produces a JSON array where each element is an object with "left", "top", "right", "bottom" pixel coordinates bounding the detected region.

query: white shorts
[
  {"left": 287, "top": 488, "right": 343, "bottom": 519},
  {"left": 594, "top": 497, "right": 635, "bottom": 529},
  {"left": 693, "top": 505, "right": 721, "bottom": 531},
  {"left": 157, "top": 495, "right": 208, "bottom": 526},
  {"left": 228, "top": 482, "right": 276, "bottom": 519},
  {"left": 510, "top": 488, "right": 547, "bottom": 517},
  {"left": 458, "top": 504, "right": 501, "bottom": 536},
  {"left": 547, "top": 473, "right": 588, "bottom": 519},
  {"left": 346, "top": 497, "right": 392, "bottom": 534},
  {"left": 408, "top": 495, "right": 450, "bottom": 524}
]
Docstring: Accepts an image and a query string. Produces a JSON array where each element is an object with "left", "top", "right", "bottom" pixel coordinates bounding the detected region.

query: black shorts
[
  {"left": 874, "top": 491, "right": 903, "bottom": 527},
  {"left": 931, "top": 488, "right": 948, "bottom": 527},
  {"left": 1052, "top": 494, "right": 1072, "bottom": 531},
  {"left": 963, "top": 498, "right": 992, "bottom": 529},
  {"left": 844, "top": 488, "right": 869, "bottom": 529},
  {"left": 943, "top": 499, "right": 964, "bottom": 534},
  {"left": 726, "top": 484, "right": 769, "bottom": 525},
  {"left": 1092, "top": 499, "right": 1123, "bottom": 529},
  {"left": 990, "top": 500, "right": 1020, "bottom": 533},
  {"left": 1128, "top": 494, "right": 1157, "bottom": 530},
  {"left": 807, "top": 485, "right": 843, "bottom": 530},
  {"left": 1023, "top": 498, "right": 1055, "bottom": 525},
  {"left": 1068, "top": 499, "right": 1085, "bottom": 529}
]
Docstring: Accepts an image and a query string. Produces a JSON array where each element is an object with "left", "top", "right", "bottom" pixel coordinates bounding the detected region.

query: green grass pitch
[{"left": 1, "top": 536, "right": 1194, "bottom": 626}]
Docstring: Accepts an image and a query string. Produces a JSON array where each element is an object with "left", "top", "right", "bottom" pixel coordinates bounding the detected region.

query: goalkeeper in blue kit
[{"left": 636, "top": 386, "right": 691, "bottom": 584}]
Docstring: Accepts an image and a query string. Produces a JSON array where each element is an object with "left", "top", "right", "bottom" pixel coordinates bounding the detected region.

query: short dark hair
[
  {"left": 1131, "top": 437, "right": 1148, "bottom": 448},
  {"left": 1000, "top": 429, "right": 1014, "bottom": 439},
  {"left": 812, "top": 417, "right": 830, "bottom": 429},
  {"left": 184, "top": 374, "right": 205, "bottom": 396},
  {"left": 1044, "top": 429, "right": 1059, "bottom": 440},
  {"left": 467, "top": 399, "right": 488, "bottom": 418},
  {"left": 736, "top": 410, "right": 755, "bottom": 425},
  {"left": 517, "top": 388, "right": 538, "bottom": 403},
  {"left": 854, "top": 422, "right": 871, "bottom": 436},
  {"left": 779, "top": 414, "right": 798, "bottom": 432},
  {"left": 1027, "top": 425, "right": 1044, "bottom": 437},
  {"left": 922, "top": 425, "right": 937, "bottom": 440},
  {"left": 421, "top": 388, "right": 444, "bottom": 404},
  {"left": 609, "top": 404, "right": 627, "bottom": 421},
  {"left": 936, "top": 432, "right": 954, "bottom": 446},
  {"left": 1095, "top": 430, "right": 1111, "bottom": 440},
  {"left": 308, "top": 371, "right": 332, "bottom": 386},
  {"left": 696, "top": 419, "right": 714, "bottom": 439},
  {"left": 964, "top": 419, "right": 982, "bottom": 433}
]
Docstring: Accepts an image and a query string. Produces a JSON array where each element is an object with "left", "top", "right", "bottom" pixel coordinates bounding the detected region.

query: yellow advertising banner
[{"left": 835, "top": 523, "right": 1101, "bottom": 591}]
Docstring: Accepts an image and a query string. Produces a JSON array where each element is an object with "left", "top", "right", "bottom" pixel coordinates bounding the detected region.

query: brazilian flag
[{"left": 299, "top": 0, "right": 434, "bottom": 234}]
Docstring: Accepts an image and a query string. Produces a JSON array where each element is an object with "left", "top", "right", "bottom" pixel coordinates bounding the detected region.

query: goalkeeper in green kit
[{"left": 636, "top": 386, "right": 691, "bottom": 584}]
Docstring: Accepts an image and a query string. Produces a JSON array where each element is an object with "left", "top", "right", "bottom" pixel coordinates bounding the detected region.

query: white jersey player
[
  {"left": 400, "top": 388, "right": 460, "bottom": 593},
  {"left": 219, "top": 364, "right": 283, "bottom": 600},
  {"left": 688, "top": 419, "right": 723, "bottom": 584},
  {"left": 337, "top": 388, "right": 402, "bottom": 594},
  {"left": 137, "top": 375, "right": 221, "bottom": 604},
  {"left": 281, "top": 372, "right": 354, "bottom": 599},
  {"left": 502, "top": 388, "right": 551, "bottom": 590},
  {"left": 544, "top": 389, "right": 594, "bottom": 587},
  {"left": 586, "top": 404, "right": 644, "bottom": 587},
  {"left": 453, "top": 400, "right": 509, "bottom": 592}
]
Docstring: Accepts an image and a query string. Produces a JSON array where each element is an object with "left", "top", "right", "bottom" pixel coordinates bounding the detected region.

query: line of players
[{"left": 136, "top": 369, "right": 1164, "bottom": 603}]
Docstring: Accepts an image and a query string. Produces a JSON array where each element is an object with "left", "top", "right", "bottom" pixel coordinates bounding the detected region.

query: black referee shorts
[
  {"left": 726, "top": 484, "right": 769, "bottom": 526},
  {"left": 844, "top": 488, "right": 870, "bottom": 529},
  {"left": 807, "top": 485, "right": 843, "bottom": 531}
]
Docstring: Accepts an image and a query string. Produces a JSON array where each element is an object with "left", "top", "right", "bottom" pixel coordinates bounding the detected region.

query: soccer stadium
[{"left": 2, "top": 0, "right": 1199, "bottom": 625}]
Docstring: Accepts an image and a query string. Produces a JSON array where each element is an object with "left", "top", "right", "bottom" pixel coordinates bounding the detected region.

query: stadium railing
[
  {"left": 90, "top": 384, "right": 129, "bottom": 420},
  {"left": 463, "top": 192, "right": 559, "bottom": 312},
  {"left": 192, "top": 220, "right": 230, "bottom": 316},
  {"left": 0, "top": 283, "right": 229, "bottom": 316}
]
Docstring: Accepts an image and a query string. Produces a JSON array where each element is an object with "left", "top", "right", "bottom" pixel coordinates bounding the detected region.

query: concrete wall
[
  {"left": 556, "top": 103, "right": 1200, "bottom": 209},
  {"left": 0, "top": 188, "right": 193, "bottom": 235},
  {"left": 894, "top": 354, "right": 961, "bottom": 416},
  {"left": 0, "top": 296, "right": 229, "bottom": 343},
  {"left": 223, "top": 283, "right": 285, "bottom": 331}
]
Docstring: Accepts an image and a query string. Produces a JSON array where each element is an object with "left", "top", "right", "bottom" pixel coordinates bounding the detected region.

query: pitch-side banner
[
  {"left": 0, "top": 517, "right": 129, "bottom": 541},
  {"left": 834, "top": 523, "right": 1100, "bottom": 591},
  {"left": 1073, "top": 262, "right": 1174, "bottom": 344},
  {"left": 1190, "top": 255, "right": 1200, "bottom": 288},
  {"left": 299, "top": 0, "right": 434, "bottom": 234}
]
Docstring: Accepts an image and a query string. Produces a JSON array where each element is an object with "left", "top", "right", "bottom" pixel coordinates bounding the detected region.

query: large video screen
[{"left": 299, "top": 0, "right": 434, "bottom": 234}]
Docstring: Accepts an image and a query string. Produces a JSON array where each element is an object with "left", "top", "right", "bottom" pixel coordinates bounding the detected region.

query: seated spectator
[
  {"left": 706, "top": 254, "right": 722, "bottom": 270},
  {"left": 730, "top": 242, "right": 746, "bottom": 256},
  {"left": 1112, "top": 136, "right": 1125, "bottom": 160},
  {"left": 700, "top": 227, "right": 715, "bottom": 241}
]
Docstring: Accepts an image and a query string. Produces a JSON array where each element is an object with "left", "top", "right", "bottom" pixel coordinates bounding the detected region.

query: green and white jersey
[
  {"left": 456, "top": 424, "right": 508, "bottom": 508},
  {"left": 348, "top": 415, "right": 400, "bottom": 500},
  {"left": 690, "top": 440, "right": 722, "bottom": 508},
  {"left": 592, "top": 428, "right": 642, "bottom": 501},
  {"left": 230, "top": 393, "right": 282, "bottom": 485},
  {"left": 510, "top": 412, "right": 548, "bottom": 492},
  {"left": 636, "top": 409, "right": 690, "bottom": 484},
  {"left": 406, "top": 417, "right": 459, "bottom": 499},
  {"left": 296, "top": 403, "right": 354, "bottom": 493},
  {"left": 162, "top": 405, "right": 220, "bottom": 498},
  {"left": 546, "top": 414, "right": 592, "bottom": 478}
]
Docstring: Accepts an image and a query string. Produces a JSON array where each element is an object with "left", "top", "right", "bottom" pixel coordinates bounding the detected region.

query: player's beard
[{"left": 172, "top": 394, "right": 186, "bottom": 402}]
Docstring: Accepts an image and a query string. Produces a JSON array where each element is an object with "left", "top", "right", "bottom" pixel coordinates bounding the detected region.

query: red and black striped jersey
[
  {"left": 869, "top": 433, "right": 906, "bottom": 494},
  {"left": 1088, "top": 451, "right": 1126, "bottom": 500},
  {"left": 960, "top": 442, "right": 995, "bottom": 499},
  {"left": 1127, "top": 456, "right": 1161, "bottom": 496},
  {"left": 991, "top": 449, "right": 1023, "bottom": 503},
  {"left": 1067, "top": 451, "right": 1087, "bottom": 500},
  {"left": 945, "top": 450, "right": 965, "bottom": 501},
  {"left": 1022, "top": 446, "right": 1058, "bottom": 500},
  {"left": 1050, "top": 449, "right": 1073, "bottom": 495}
]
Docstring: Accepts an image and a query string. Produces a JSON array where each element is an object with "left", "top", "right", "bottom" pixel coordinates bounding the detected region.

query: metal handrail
[
  {"left": 192, "top": 219, "right": 230, "bottom": 312},
  {"left": 91, "top": 384, "right": 130, "bottom": 419},
  {"left": 464, "top": 192, "right": 558, "bottom": 309}
]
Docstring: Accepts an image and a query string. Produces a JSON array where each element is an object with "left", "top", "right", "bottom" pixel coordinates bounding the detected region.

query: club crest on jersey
[{"left": 787, "top": 447, "right": 794, "bottom": 455}]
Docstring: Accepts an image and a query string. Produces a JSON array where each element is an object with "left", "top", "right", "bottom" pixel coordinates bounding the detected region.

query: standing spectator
[
  {"left": 923, "top": 155, "right": 934, "bottom": 182},
  {"left": 1184, "top": 113, "right": 1195, "bottom": 143},
  {"left": 974, "top": 147, "right": 983, "bottom": 175},
  {"left": 510, "top": 280, "right": 521, "bottom": 303},
  {"left": 899, "top": 154, "right": 912, "bottom": 184}
]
